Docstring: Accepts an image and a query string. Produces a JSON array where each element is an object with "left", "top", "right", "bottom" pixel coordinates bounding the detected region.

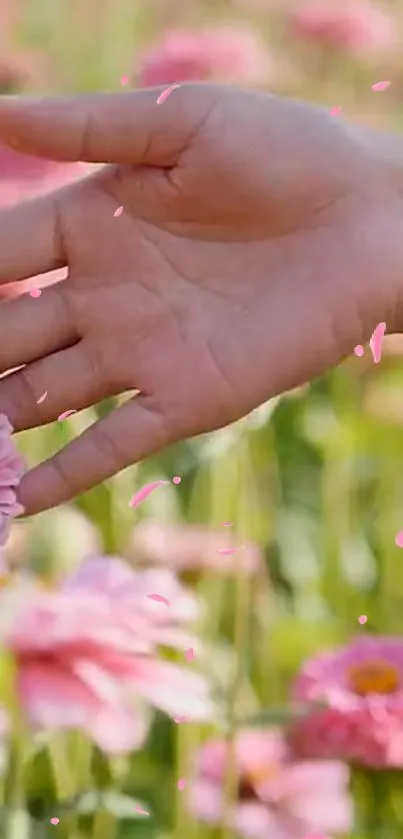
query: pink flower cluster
[
  {"left": 289, "top": 636, "right": 403, "bottom": 768},
  {"left": 137, "top": 25, "right": 273, "bottom": 87},
  {"left": 0, "top": 415, "right": 25, "bottom": 547},
  {"left": 131, "top": 521, "right": 262, "bottom": 575},
  {"left": 191, "top": 728, "right": 352, "bottom": 838},
  {"left": 285, "top": 0, "right": 396, "bottom": 57},
  {"left": 0, "top": 556, "right": 212, "bottom": 754}
]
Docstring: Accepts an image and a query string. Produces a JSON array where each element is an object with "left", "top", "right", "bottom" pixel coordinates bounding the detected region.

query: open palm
[{"left": 0, "top": 83, "right": 400, "bottom": 513}]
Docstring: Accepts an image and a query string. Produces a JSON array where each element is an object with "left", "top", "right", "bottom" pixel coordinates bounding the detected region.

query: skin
[{"left": 0, "top": 82, "right": 401, "bottom": 515}]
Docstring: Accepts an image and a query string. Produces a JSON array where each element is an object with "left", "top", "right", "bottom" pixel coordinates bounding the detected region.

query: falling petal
[
  {"left": 185, "top": 647, "right": 195, "bottom": 662},
  {"left": 174, "top": 715, "right": 187, "bottom": 723},
  {"left": 358, "top": 615, "right": 367, "bottom": 624},
  {"left": 329, "top": 105, "right": 343, "bottom": 116},
  {"left": 50, "top": 818, "right": 60, "bottom": 825},
  {"left": 157, "top": 84, "right": 181, "bottom": 105},
  {"left": 354, "top": 345, "right": 364, "bottom": 357},
  {"left": 147, "top": 593, "right": 170, "bottom": 606},
  {"left": 135, "top": 805, "right": 149, "bottom": 816},
  {"left": 173, "top": 476, "right": 181, "bottom": 484},
  {"left": 37, "top": 391, "right": 48, "bottom": 404},
  {"left": 177, "top": 778, "right": 186, "bottom": 791},
  {"left": 369, "top": 322, "right": 386, "bottom": 363},
  {"left": 29, "top": 288, "right": 41, "bottom": 298},
  {"left": 129, "top": 481, "right": 169, "bottom": 508},
  {"left": 114, "top": 206, "right": 123, "bottom": 217},
  {"left": 217, "top": 547, "right": 241, "bottom": 555},
  {"left": 58, "top": 410, "right": 76, "bottom": 421},
  {"left": 221, "top": 522, "right": 233, "bottom": 526},
  {"left": 372, "top": 81, "right": 391, "bottom": 92},
  {"left": 120, "top": 75, "right": 129, "bottom": 86}
]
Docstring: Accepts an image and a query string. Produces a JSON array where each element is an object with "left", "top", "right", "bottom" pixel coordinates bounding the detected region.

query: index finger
[{"left": 0, "top": 85, "right": 221, "bottom": 167}]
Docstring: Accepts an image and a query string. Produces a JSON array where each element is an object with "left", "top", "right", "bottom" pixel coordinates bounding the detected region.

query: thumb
[{"left": 0, "top": 84, "right": 220, "bottom": 167}]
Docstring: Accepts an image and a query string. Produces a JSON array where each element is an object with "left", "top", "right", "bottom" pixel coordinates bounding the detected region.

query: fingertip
[{"left": 16, "top": 461, "right": 63, "bottom": 516}]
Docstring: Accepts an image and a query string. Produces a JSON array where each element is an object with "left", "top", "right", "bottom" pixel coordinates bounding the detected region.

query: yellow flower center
[
  {"left": 0, "top": 574, "right": 11, "bottom": 589},
  {"left": 245, "top": 764, "right": 278, "bottom": 787},
  {"left": 348, "top": 660, "right": 400, "bottom": 696}
]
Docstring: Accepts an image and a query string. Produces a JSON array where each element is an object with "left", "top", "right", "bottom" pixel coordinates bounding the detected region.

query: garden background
[{"left": 1, "top": 1, "right": 403, "bottom": 837}]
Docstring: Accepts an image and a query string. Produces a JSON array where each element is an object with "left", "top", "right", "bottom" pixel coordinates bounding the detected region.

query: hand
[{"left": 0, "top": 84, "right": 400, "bottom": 514}]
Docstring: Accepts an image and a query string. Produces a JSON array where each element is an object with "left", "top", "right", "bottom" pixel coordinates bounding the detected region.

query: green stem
[
  {"left": 48, "top": 735, "right": 83, "bottom": 839},
  {"left": 5, "top": 738, "right": 30, "bottom": 839},
  {"left": 220, "top": 440, "right": 253, "bottom": 839},
  {"left": 90, "top": 751, "right": 118, "bottom": 839},
  {"left": 353, "top": 767, "right": 394, "bottom": 839},
  {"left": 91, "top": 806, "right": 117, "bottom": 839},
  {"left": 221, "top": 571, "right": 250, "bottom": 839}
]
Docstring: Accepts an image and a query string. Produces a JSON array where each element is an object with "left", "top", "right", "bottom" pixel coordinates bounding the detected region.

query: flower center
[
  {"left": 348, "top": 660, "right": 400, "bottom": 695},
  {"left": 239, "top": 764, "right": 277, "bottom": 800}
]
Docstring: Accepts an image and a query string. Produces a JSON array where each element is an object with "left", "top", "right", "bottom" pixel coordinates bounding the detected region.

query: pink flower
[
  {"left": 0, "top": 416, "right": 25, "bottom": 547},
  {"left": 289, "top": 636, "right": 403, "bottom": 768},
  {"left": 130, "top": 521, "right": 262, "bottom": 576},
  {"left": 3, "top": 557, "right": 213, "bottom": 754},
  {"left": 64, "top": 556, "right": 202, "bottom": 651},
  {"left": 286, "top": 0, "right": 396, "bottom": 57},
  {"left": 190, "top": 728, "right": 352, "bottom": 838},
  {"left": 137, "top": 26, "right": 273, "bottom": 87}
]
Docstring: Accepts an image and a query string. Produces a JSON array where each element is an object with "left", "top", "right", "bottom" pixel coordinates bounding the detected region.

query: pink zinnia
[
  {"left": 289, "top": 636, "right": 403, "bottom": 768},
  {"left": 130, "top": 521, "right": 262, "bottom": 576},
  {"left": 137, "top": 26, "right": 273, "bottom": 87},
  {"left": 0, "top": 416, "right": 25, "bottom": 547},
  {"left": 2, "top": 557, "right": 213, "bottom": 754},
  {"left": 64, "top": 556, "right": 202, "bottom": 651},
  {"left": 286, "top": 0, "right": 396, "bottom": 57},
  {"left": 190, "top": 728, "right": 352, "bottom": 838}
]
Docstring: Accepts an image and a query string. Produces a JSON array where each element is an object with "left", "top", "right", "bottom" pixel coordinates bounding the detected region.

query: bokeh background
[{"left": 2, "top": 1, "right": 403, "bottom": 837}]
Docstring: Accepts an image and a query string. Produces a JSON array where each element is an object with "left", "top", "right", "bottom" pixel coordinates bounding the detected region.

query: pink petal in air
[
  {"left": 147, "top": 593, "right": 170, "bottom": 606},
  {"left": 185, "top": 647, "right": 195, "bottom": 662},
  {"left": 135, "top": 805, "right": 149, "bottom": 816},
  {"left": 369, "top": 322, "right": 386, "bottom": 363},
  {"left": 129, "top": 481, "right": 169, "bottom": 508},
  {"left": 120, "top": 75, "right": 129, "bottom": 86},
  {"left": 217, "top": 547, "right": 241, "bottom": 555},
  {"left": 37, "top": 391, "right": 48, "bottom": 404},
  {"left": 177, "top": 778, "right": 186, "bottom": 790},
  {"left": 114, "top": 206, "right": 123, "bottom": 217},
  {"left": 329, "top": 106, "right": 343, "bottom": 116},
  {"left": 58, "top": 410, "right": 76, "bottom": 421},
  {"left": 157, "top": 84, "right": 181, "bottom": 105},
  {"left": 372, "top": 81, "right": 391, "bottom": 92},
  {"left": 29, "top": 288, "right": 41, "bottom": 298}
]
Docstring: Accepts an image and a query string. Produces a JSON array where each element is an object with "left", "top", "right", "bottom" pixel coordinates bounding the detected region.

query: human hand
[{"left": 0, "top": 84, "right": 400, "bottom": 514}]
